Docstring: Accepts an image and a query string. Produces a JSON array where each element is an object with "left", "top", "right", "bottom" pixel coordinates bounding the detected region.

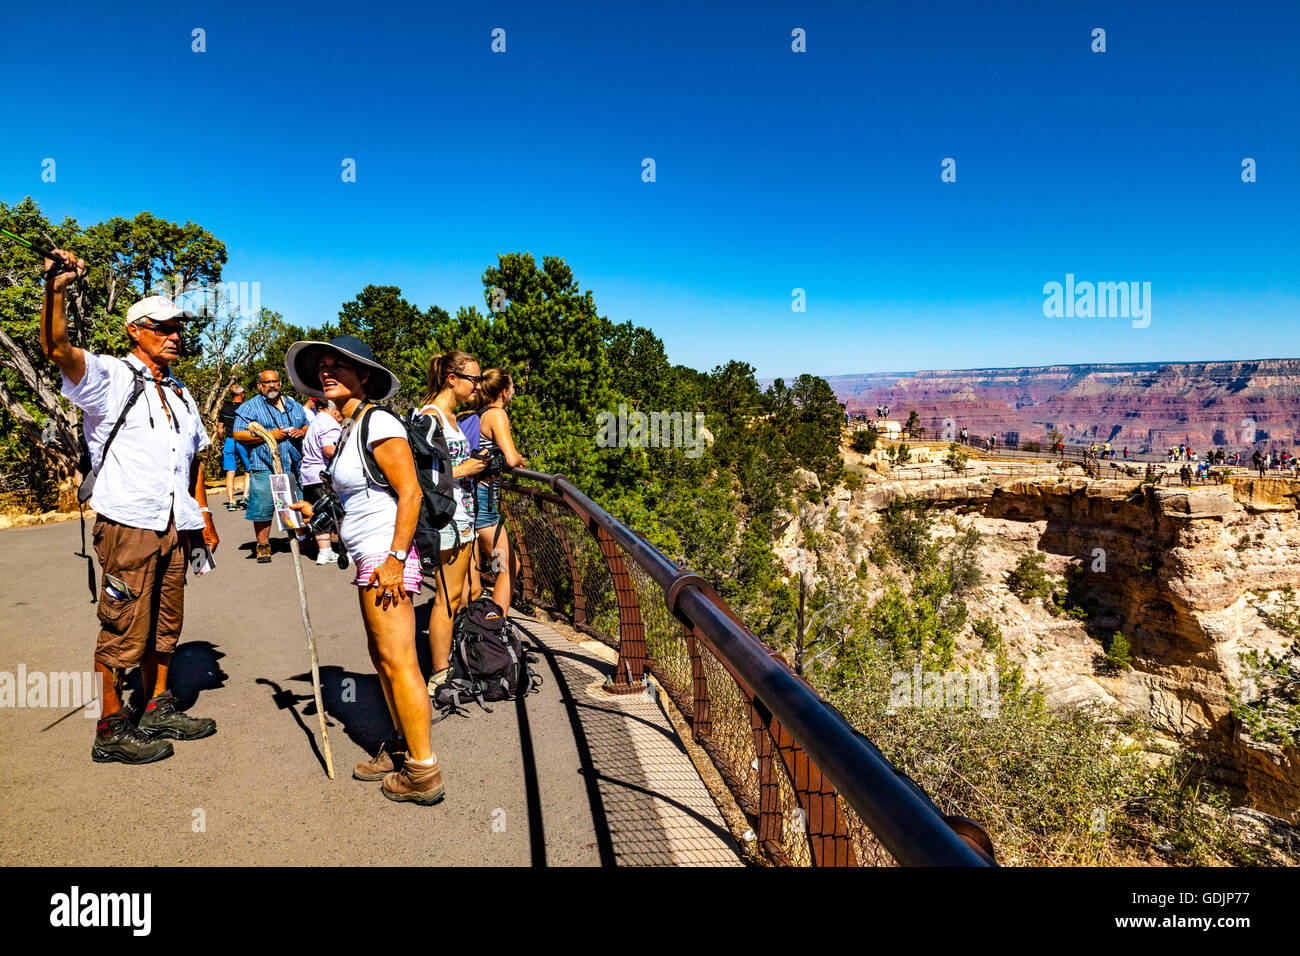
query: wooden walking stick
[{"left": 249, "top": 421, "right": 335, "bottom": 779}]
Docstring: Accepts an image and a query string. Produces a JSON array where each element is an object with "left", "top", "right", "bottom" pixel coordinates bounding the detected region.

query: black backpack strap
[
  {"left": 78, "top": 361, "right": 147, "bottom": 504},
  {"left": 356, "top": 404, "right": 393, "bottom": 491},
  {"left": 76, "top": 361, "right": 148, "bottom": 600}
]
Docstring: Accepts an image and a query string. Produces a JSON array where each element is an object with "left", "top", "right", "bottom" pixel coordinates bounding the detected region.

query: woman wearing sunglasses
[
  {"left": 419, "top": 351, "right": 487, "bottom": 696},
  {"left": 286, "top": 335, "right": 445, "bottom": 805}
]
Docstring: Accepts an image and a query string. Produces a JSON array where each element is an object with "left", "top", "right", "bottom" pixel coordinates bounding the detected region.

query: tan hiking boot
[
  {"left": 381, "top": 756, "right": 446, "bottom": 805},
  {"left": 353, "top": 734, "right": 406, "bottom": 781}
]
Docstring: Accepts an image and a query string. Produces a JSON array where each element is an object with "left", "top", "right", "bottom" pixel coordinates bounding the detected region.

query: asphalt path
[{"left": 0, "top": 498, "right": 620, "bottom": 865}]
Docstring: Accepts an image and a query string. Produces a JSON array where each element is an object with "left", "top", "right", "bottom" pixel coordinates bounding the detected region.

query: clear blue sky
[{"left": 2, "top": 0, "right": 1296, "bottom": 377}]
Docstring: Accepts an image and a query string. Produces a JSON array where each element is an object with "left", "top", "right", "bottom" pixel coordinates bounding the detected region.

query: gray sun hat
[{"left": 285, "top": 335, "right": 400, "bottom": 402}]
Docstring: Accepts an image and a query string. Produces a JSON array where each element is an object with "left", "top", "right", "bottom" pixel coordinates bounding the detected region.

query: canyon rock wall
[
  {"left": 830, "top": 359, "right": 1300, "bottom": 454},
  {"left": 785, "top": 464, "right": 1300, "bottom": 820}
]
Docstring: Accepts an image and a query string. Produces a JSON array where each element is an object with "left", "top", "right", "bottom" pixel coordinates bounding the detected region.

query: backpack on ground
[{"left": 433, "top": 596, "right": 542, "bottom": 720}]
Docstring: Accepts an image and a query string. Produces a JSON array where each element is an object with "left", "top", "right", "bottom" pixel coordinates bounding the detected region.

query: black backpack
[
  {"left": 433, "top": 596, "right": 542, "bottom": 720},
  {"left": 351, "top": 405, "right": 458, "bottom": 576}
]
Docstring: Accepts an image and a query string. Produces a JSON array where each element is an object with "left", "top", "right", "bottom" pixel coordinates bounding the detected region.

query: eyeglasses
[{"left": 454, "top": 372, "right": 483, "bottom": 383}]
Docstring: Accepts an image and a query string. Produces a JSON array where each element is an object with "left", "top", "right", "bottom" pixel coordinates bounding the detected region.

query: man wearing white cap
[{"left": 39, "top": 248, "right": 220, "bottom": 765}]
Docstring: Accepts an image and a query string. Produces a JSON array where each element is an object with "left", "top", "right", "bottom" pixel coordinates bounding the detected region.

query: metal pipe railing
[{"left": 505, "top": 465, "right": 995, "bottom": 867}]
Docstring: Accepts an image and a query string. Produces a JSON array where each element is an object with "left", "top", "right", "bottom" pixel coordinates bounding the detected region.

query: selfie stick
[{"left": 249, "top": 421, "right": 335, "bottom": 779}]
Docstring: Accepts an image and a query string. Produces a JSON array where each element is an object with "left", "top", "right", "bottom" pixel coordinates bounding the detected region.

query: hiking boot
[
  {"left": 381, "top": 756, "right": 445, "bottom": 805},
  {"left": 137, "top": 690, "right": 217, "bottom": 741},
  {"left": 354, "top": 734, "right": 407, "bottom": 781},
  {"left": 257, "top": 543, "right": 271, "bottom": 563},
  {"left": 237, "top": 496, "right": 248, "bottom": 510},
  {"left": 92, "top": 707, "right": 174, "bottom": 764}
]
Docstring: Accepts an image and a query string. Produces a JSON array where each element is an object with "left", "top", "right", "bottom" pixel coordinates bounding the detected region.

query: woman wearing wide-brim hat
[{"left": 286, "top": 335, "right": 444, "bottom": 805}]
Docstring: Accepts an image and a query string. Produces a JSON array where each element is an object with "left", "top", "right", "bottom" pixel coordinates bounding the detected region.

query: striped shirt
[{"left": 234, "top": 394, "right": 310, "bottom": 473}]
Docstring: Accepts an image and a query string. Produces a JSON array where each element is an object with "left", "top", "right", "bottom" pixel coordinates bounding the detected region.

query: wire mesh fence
[{"left": 497, "top": 480, "right": 914, "bottom": 866}]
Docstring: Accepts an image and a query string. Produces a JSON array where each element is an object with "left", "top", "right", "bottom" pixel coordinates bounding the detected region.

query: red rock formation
[{"left": 832, "top": 360, "right": 1300, "bottom": 453}]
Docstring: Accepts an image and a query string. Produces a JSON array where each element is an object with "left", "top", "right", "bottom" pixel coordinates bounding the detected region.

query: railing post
[
  {"left": 540, "top": 498, "right": 585, "bottom": 628},
  {"left": 749, "top": 697, "right": 789, "bottom": 864},
  {"left": 500, "top": 493, "right": 537, "bottom": 606},
  {"left": 591, "top": 521, "right": 647, "bottom": 694},
  {"left": 751, "top": 690, "right": 858, "bottom": 867},
  {"left": 687, "top": 623, "right": 711, "bottom": 740}
]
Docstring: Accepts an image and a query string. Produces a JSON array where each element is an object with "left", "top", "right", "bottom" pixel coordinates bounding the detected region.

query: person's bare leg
[
  {"left": 225, "top": 469, "right": 236, "bottom": 503},
  {"left": 488, "top": 529, "right": 513, "bottom": 618},
  {"left": 429, "top": 543, "right": 473, "bottom": 673},
  {"left": 95, "top": 661, "right": 124, "bottom": 714},
  {"left": 465, "top": 541, "right": 482, "bottom": 604},
  {"left": 140, "top": 649, "right": 170, "bottom": 698},
  {"left": 364, "top": 618, "right": 400, "bottom": 729},
  {"left": 255, "top": 520, "right": 271, "bottom": 547},
  {"left": 359, "top": 590, "right": 431, "bottom": 762}
]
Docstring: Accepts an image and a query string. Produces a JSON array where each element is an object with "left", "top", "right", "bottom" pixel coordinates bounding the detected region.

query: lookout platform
[{"left": 0, "top": 501, "right": 742, "bottom": 867}]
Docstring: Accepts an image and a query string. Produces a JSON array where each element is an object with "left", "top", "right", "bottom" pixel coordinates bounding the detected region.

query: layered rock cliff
[
  {"left": 780, "top": 456, "right": 1300, "bottom": 821},
  {"left": 829, "top": 359, "right": 1300, "bottom": 453}
]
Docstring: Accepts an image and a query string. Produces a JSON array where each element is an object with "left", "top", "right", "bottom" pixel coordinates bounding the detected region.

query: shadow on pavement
[{"left": 121, "top": 641, "right": 227, "bottom": 713}]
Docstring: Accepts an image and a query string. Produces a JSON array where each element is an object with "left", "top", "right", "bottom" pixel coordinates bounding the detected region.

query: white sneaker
[{"left": 316, "top": 549, "right": 338, "bottom": 566}]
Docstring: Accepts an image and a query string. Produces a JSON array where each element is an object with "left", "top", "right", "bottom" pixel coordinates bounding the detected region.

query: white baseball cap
[{"left": 126, "top": 295, "right": 196, "bottom": 326}]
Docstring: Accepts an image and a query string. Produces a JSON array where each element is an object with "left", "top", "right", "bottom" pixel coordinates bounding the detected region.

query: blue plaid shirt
[{"left": 235, "top": 394, "right": 310, "bottom": 473}]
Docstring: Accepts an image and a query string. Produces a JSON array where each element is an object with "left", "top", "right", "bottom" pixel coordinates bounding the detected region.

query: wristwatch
[{"left": 388, "top": 549, "right": 408, "bottom": 562}]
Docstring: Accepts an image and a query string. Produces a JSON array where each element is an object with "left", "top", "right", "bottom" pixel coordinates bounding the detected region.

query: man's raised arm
[{"left": 39, "top": 249, "right": 88, "bottom": 386}]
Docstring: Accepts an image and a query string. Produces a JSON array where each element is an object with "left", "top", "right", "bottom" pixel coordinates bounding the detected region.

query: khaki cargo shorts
[{"left": 92, "top": 517, "right": 188, "bottom": 668}]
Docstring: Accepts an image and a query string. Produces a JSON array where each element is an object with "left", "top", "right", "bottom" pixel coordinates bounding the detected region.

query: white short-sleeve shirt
[
  {"left": 61, "top": 351, "right": 211, "bottom": 532},
  {"left": 332, "top": 408, "right": 410, "bottom": 563}
]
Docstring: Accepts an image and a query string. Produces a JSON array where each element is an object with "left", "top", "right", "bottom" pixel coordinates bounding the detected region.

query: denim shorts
[
  {"left": 245, "top": 470, "right": 300, "bottom": 523},
  {"left": 473, "top": 482, "right": 500, "bottom": 531},
  {"left": 439, "top": 516, "right": 475, "bottom": 552}
]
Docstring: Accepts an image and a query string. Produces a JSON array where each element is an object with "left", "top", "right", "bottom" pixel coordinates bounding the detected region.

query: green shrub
[
  {"left": 1105, "top": 631, "right": 1134, "bottom": 670},
  {"left": 1006, "top": 551, "right": 1054, "bottom": 603},
  {"left": 944, "top": 442, "right": 969, "bottom": 474},
  {"left": 972, "top": 616, "right": 1002, "bottom": 651},
  {"left": 850, "top": 429, "right": 878, "bottom": 454}
]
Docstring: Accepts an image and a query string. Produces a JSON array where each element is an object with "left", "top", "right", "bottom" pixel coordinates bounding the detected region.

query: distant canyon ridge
[{"left": 826, "top": 359, "right": 1300, "bottom": 453}]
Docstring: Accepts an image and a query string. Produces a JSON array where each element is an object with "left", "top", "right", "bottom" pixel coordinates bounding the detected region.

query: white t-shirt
[
  {"left": 331, "top": 408, "right": 410, "bottom": 563},
  {"left": 62, "top": 352, "right": 210, "bottom": 531}
]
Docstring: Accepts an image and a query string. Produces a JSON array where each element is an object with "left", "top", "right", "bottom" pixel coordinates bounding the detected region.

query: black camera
[
  {"left": 474, "top": 447, "right": 507, "bottom": 480},
  {"left": 306, "top": 488, "right": 346, "bottom": 536}
]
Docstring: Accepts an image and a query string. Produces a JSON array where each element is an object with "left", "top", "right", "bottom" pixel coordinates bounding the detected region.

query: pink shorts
[{"left": 352, "top": 547, "right": 422, "bottom": 593}]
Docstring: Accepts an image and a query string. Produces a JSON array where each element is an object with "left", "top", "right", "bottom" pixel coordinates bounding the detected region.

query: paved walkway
[{"left": 0, "top": 498, "right": 741, "bottom": 867}]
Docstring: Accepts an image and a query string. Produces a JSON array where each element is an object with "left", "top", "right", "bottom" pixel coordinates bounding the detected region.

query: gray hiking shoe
[
  {"left": 137, "top": 690, "right": 217, "bottom": 741},
  {"left": 92, "top": 708, "right": 174, "bottom": 764}
]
